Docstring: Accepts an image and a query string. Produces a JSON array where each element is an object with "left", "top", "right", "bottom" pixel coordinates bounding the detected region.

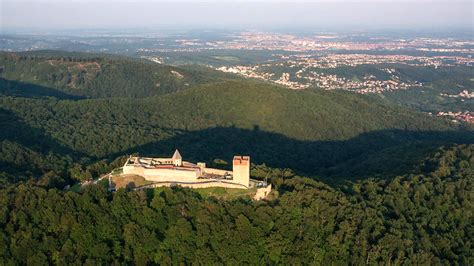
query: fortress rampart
[{"left": 122, "top": 150, "right": 252, "bottom": 189}]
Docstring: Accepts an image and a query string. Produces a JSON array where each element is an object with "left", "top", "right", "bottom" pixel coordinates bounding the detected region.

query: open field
[
  {"left": 111, "top": 174, "right": 154, "bottom": 189},
  {"left": 151, "top": 186, "right": 259, "bottom": 200},
  {"left": 193, "top": 187, "right": 258, "bottom": 200}
]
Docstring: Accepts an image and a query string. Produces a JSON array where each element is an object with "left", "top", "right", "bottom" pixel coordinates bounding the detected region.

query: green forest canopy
[
  {"left": 0, "top": 51, "right": 239, "bottom": 98},
  {"left": 1, "top": 78, "right": 472, "bottom": 184},
  {"left": 0, "top": 144, "right": 472, "bottom": 264}
]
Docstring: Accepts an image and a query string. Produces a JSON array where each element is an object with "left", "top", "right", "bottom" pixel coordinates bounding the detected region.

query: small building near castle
[{"left": 122, "top": 149, "right": 263, "bottom": 190}]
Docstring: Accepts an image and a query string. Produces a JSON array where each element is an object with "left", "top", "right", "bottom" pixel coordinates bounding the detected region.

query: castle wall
[
  {"left": 122, "top": 153, "right": 251, "bottom": 190},
  {"left": 123, "top": 165, "right": 145, "bottom": 176},
  {"left": 123, "top": 165, "right": 200, "bottom": 183},
  {"left": 142, "top": 168, "right": 200, "bottom": 183},
  {"left": 203, "top": 168, "right": 231, "bottom": 176},
  {"left": 136, "top": 180, "right": 249, "bottom": 190}
]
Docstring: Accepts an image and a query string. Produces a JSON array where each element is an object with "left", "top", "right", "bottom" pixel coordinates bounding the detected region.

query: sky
[{"left": 1, "top": 1, "right": 473, "bottom": 32}]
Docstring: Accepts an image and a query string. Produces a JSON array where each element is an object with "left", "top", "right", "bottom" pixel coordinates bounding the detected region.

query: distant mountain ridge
[{"left": 0, "top": 51, "right": 239, "bottom": 98}]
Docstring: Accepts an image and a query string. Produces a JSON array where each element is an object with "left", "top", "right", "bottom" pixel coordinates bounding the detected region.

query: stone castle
[{"left": 122, "top": 150, "right": 256, "bottom": 189}]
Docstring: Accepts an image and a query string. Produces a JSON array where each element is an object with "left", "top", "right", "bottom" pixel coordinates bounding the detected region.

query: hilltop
[
  {"left": 0, "top": 51, "right": 238, "bottom": 98},
  {"left": 1, "top": 79, "right": 471, "bottom": 185},
  {"left": 151, "top": 80, "right": 461, "bottom": 140},
  {"left": 1, "top": 144, "right": 472, "bottom": 264}
]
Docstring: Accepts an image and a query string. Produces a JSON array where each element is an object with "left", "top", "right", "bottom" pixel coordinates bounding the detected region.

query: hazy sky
[{"left": 1, "top": 1, "right": 473, "bottom": 31}]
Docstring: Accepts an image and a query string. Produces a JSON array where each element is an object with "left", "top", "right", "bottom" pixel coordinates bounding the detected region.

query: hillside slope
[
  {"left": 0, "top": 144, "right": 472, "bottom": 264},
  {"left": 317, "top": 64, "right": 474, "bottom": 113},
  {"left": 152, "top": 81, "right": 462, "bottom": 140},
  {"left": 0, "top": 51, "right": 238, "bottom": 98},
  {"left": 1, "top": 80, "right": 471, "bottom": 182}
]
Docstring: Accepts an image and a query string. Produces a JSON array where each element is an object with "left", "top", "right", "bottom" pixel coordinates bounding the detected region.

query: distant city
[{"left": 1, "top": 30, "right": 473, "bottom": 123}]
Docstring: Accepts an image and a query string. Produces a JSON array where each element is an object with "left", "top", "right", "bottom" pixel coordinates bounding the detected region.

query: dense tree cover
[
  {"left": 149, "top": 49, "right": 291, "bottom": 66},
  {"left": 312, "top": 64, "right": 474, "bottom": 85},
  {"left": 0, "top": 145, "right": 472, "bottom": 264},
  {"left": 0, "top": 78, "right": 85, "bottom": 100},
  {"left": 1, "top": 79, "right": 471, "bottom": 183},
  {"left": 1, "top": 80, "right": 464, "bottom": 155},
  {"left": 0, "top": 51, "right": 238, "bottom": 98}
]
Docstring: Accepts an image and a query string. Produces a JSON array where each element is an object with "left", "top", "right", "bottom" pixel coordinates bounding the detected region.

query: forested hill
[
  {"left": 0, "top": 51, "right": 471, "bottom": 183},
  {"left": 0, "top": 144, "right": 472, "bottom": 264},
  {"left": 149, "top": 80, "right": 462, "bottom": 140},
  {"left": 1, "top": 79, "right": 472, "bottom": 185},
  {"left": 0, "top": 51, "right": 473, "bottom": 264},
  {"left": 0, "top": 51, "right": 238, "bottom": 98}
]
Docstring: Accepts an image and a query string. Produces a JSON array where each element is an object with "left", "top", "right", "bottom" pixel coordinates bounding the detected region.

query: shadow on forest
[
  {"left": 115, "top": 126, "right": 473, "bottom": 183},
  {"left": 0, "top": 78, "right": 85, "bottom": 100},
  {"left": 0, "top": 108, "right": 85, "bottom": 174},
  {"left": 0, "top": 77, "right": 472, "bottom": 184}
]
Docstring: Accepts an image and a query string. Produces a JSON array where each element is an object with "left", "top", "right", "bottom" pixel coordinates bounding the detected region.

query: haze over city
[{"left": 2, "top": 0, "right": 473, "bottom": 31}]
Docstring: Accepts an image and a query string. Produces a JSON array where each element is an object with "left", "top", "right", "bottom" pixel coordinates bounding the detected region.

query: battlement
[{"left": 233, "top": 156, "right": 250, "bottom": 166}]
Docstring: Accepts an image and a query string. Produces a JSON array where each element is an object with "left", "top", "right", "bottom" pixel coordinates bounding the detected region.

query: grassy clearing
[
  {"left": 193, "top": 187, "right": 258, "bottom": 200},
  {"left": 212, "top": 56, "right": 240, "bottom": 62},
  {"left": 111, "top": 168, "right": 123, "bottom": 175},
  {"left": 152, "top": 186, "right": 258, "bottom": 200},
  {"left": 111, "top": 175, "right": 154, "bottom": 189}
]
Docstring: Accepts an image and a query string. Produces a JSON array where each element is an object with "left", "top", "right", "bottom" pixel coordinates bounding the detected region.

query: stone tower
[
  {"left": 172, "top": 149, "right": 182, "bottom": 166},
  {"left": 233, "top": 156, "right": 250, "bottom": 187}
]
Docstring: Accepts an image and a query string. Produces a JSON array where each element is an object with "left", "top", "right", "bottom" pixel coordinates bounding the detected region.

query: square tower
[{"left": 233, "top": 156, "right": 250, "bottom": 187}]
